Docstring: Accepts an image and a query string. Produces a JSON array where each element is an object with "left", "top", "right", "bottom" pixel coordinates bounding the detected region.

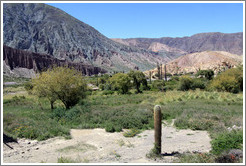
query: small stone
[{"left": 35, "top": 147, "right": 39, "bottom": 150}]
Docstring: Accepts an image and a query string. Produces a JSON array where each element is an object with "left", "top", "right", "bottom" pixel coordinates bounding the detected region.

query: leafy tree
[
  {"left": 128, "top": 70, "right": 148, "bottom": 93},
  {"left": 208, "top": 67, "right": 243, "bottom": 93},
  {"left": 178, "top": 75, "right": 193, "bottom": 91},
  {"left": 196, "top": 70, "right": 214, "bottom": 80},
  {"left": 32, "top": 66, "right": 87, "bottom": 109},
  {"left": 109, "top": 73, "right": 131, "bottom": 94}
]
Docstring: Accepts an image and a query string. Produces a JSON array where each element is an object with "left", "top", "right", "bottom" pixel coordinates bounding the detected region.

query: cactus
[
  {"left": 154, "top": 105, "right": 162, "bottom": 154},
  {"left": 164, "top": 64, "right": 167, "bottom": 81}
]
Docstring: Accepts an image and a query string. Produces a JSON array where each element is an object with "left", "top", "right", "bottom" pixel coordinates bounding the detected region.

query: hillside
[
  {"left": 112, "top": 32, "right": 243, "bottom": 56},
  {"left": 145, "top": 51, "right": 243, "bottom": 76},
  {"left": 3, "top": 45, "right": 106, "bottom": 78},
  {"left": 3, "top": 3, "right": 170, "bottom": 72}
]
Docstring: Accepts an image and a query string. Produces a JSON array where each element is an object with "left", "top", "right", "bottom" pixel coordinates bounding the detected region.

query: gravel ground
[{"left": 3, "top": 121, "right": 211, "bottom": 164}]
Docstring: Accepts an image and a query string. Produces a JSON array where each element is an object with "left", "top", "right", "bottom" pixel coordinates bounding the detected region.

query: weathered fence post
[{"left": 154, "top": 105, "right": 162, "bottom": 154}]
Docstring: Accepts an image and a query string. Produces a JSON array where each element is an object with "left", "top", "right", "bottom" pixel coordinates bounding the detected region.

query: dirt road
[{"left": 3, "top": 122, "right": 211, "bottom": 163}]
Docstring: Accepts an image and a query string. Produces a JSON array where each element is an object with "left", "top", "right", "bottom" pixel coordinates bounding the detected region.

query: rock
[{"left": 3, "top": 45, "right": 106, "bottom": 78}]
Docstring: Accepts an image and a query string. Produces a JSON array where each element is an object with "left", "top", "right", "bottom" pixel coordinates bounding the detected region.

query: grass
[
  {"left": 123, "top": 128, "right": 141, "bottom": 137},
  {"left": 177, "top": 153, "right": 216, "bottom": 163},
  {"left": 57, "top": 143, "right": 97, "bottom": 152},
  {"left": 3, "top": 88, "right": 242, "bottom": 141},
  {"left": 3, "top": 84, "right": 243, "bottom": 163},
  {"left": 116, "top": 139, "right": 135, "bottom": 148},
  {"left": 57, "top": 156, "right": 80, "bottom": 163}
]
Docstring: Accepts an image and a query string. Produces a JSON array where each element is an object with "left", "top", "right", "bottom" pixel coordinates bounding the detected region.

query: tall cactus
[
  {"left": 164, "top": 64, "right": 167, "bottom": 81},
  {"left": 154, "top": 105, "right": 162, "bottom": 154}
]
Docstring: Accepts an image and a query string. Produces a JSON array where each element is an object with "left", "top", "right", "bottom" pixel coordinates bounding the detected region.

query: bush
[
  {"left": 196, "top": 70, "right": 214, "bottom": 80},
  {"left": 102, "top": 90, "right": 114, "bottom": 95},
  {"left": 211, "top": 130, "right": 243, "bottom": 155},
  {"left": 208, "top": 67, "right": 243, "bottom": 93},
  {"left": 123, "top": 128, "right": 141, "bottom": 137},
  {"left": 24, "top": 82, "right": 33, "bottom": 94},
  {"left": 178, "top": 76, "right": 193, "bottom": 91},
  {"left": 105, "top": 123, "right": 122, "bottom": 132},
  {"left": 151, "top": 80, "right": 165, "bottom": 91},
  {"left": 191, "top": 79, "right": 206, "bottom": 90}
]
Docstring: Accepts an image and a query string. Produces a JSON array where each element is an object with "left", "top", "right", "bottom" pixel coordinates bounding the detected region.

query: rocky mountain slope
[
  {"left": 112, "top": 32, "right": 243, "bottom": 56},
  {"left": 3, "top": 3, "right": 171, "bottom": 72},
  {"left": 144, "top": 51, "right": 243, "bottom": 76},
  {"left": 3, "top": 45, "right": 106, "bottom": 78}
]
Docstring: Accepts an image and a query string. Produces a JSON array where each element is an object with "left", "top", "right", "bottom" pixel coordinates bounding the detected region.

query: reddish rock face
[{"left": 3, "top": 45, "right": 106, "bottom": 76}]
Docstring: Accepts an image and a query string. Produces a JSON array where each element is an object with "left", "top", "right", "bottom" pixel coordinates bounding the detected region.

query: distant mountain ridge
[
  {"left": 3, "top": 3, "right": 169, "bottom": 72},
  {"left": 112, "top": 32, "right": 243, "bottom": 56},
  {"left": 144, "top": 51, "right": 243, "bottom": 77},
  {"left": 3, "top": 3, "right": 243, "bottom": 75}
]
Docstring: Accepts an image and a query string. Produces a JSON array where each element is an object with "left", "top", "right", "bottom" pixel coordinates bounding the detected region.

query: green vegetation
[
  {"left": 3, "top": 65, "right": 243, "bottom": 163},
  {"left": 57, "top": 143, "right": 96, "bottom": 152},
  {"left": 195, "top": 69, "right": 214, "bottom": 80},
  {"left": 32, "top": 67, "right": 87, "bottom": 109},
  {"left": 208, "top": 67, "right": 243, "bottom": 93},
  {"left": 109, "top": 73, "right": 131, "bottom": 94},
  {"left": 128, "top": 70, "right": 148, "bottom": 93},
  {"left": 177, "top": 153, "right": 216, "bottom": 163},
  {"left": 57, "top": 157, "right": 80, "bottom": 163},
  {"left": 123, "top": 128, "right": 141, "bottom": 137},
  {"left": 211, "top": 130, "right": 243, "bottom": 155}
]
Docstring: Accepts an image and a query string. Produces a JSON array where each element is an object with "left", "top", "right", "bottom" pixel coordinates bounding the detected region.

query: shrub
[
  {"left": 208, "top": 67, "right": 243, "bottom": 93},
  {"left": 151, "top": 80, "right": 165, "bottom": 91},
  {"left": 191, "top": 78, "right": 206, "bottom": 90},
  {"left": 211, "top": 130, "right": 243, "bottom": 155},
  {"left": 196, "top": 70, "right": 214, "bottom": 80},
  {"left": 178, "top": 76, "right": 193, "bottom": 91},
  {"left": 105, "top": 123, "right": 122, "bottom": 132},
  {"left": 24, "top": 82, "right": 33, "bottom": 94},
  {"left": 123, "top": 128, "right": 141, "bottom": 137},
  {"left": 178, "top": 153, "right": 215, "bottom": 163},
  {"left": 102, "top": 90, "right": 114, "bottom": 95}
]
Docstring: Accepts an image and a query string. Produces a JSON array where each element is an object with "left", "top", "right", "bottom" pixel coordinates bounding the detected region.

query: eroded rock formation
[{"left": 3, "top": 45, "right": 106, "bottom": 78}]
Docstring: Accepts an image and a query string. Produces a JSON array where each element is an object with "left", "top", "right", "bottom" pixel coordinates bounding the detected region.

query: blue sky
[{"left": 47, "top": 3, "right": 243, "bottom": 38}]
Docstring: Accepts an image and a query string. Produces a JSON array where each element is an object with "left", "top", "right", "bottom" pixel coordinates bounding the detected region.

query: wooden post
[{"left": 154, "top": 105, "right": 162, "bottom": 154}]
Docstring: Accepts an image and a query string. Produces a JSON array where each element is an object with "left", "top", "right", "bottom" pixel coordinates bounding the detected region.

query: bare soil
[{"left": 3, "top": 121, "right": 211, "bottom": 163}]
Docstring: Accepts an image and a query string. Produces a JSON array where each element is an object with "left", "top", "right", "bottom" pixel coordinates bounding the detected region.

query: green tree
[
  {"left": 32, "top": 66, "right": 87, "bottom": 109},
  {"left": 128, "top": 70, "right": 148, "bottom": 93},
  {"left": 178, "top": 75, "right": 193, "bottom": 91},
  {"left": 109, "top": 73, "right": 131, "bottom": 94},
  {"left": 196, "top": 70, "right": 214, "bottom": 80},
  {"left": 208, "top": 67, "right": 243, "bottom": 93}
]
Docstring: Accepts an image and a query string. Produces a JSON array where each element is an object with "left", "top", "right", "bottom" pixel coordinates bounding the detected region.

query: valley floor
[{"left": 3, "top": 122, "right": 211, "bottom": 163}]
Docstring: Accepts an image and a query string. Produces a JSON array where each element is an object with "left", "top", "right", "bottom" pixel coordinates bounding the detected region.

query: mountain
[
  {"left": 112, "top": 32, "right": 243, "bottom": 56},
  {"left": 144, "top": 51, "right": 243, "bottom": 77},
  {"left": 3, "top": 3, "right": 170, "bottom": 72},
  {"left": 3, "top": 45, "right": 106, "bottom": 78}
]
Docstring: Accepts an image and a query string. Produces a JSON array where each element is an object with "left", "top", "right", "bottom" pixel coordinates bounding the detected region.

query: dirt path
[{"left": 3, "top": 121, "right": 211, "bottom": 163}]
